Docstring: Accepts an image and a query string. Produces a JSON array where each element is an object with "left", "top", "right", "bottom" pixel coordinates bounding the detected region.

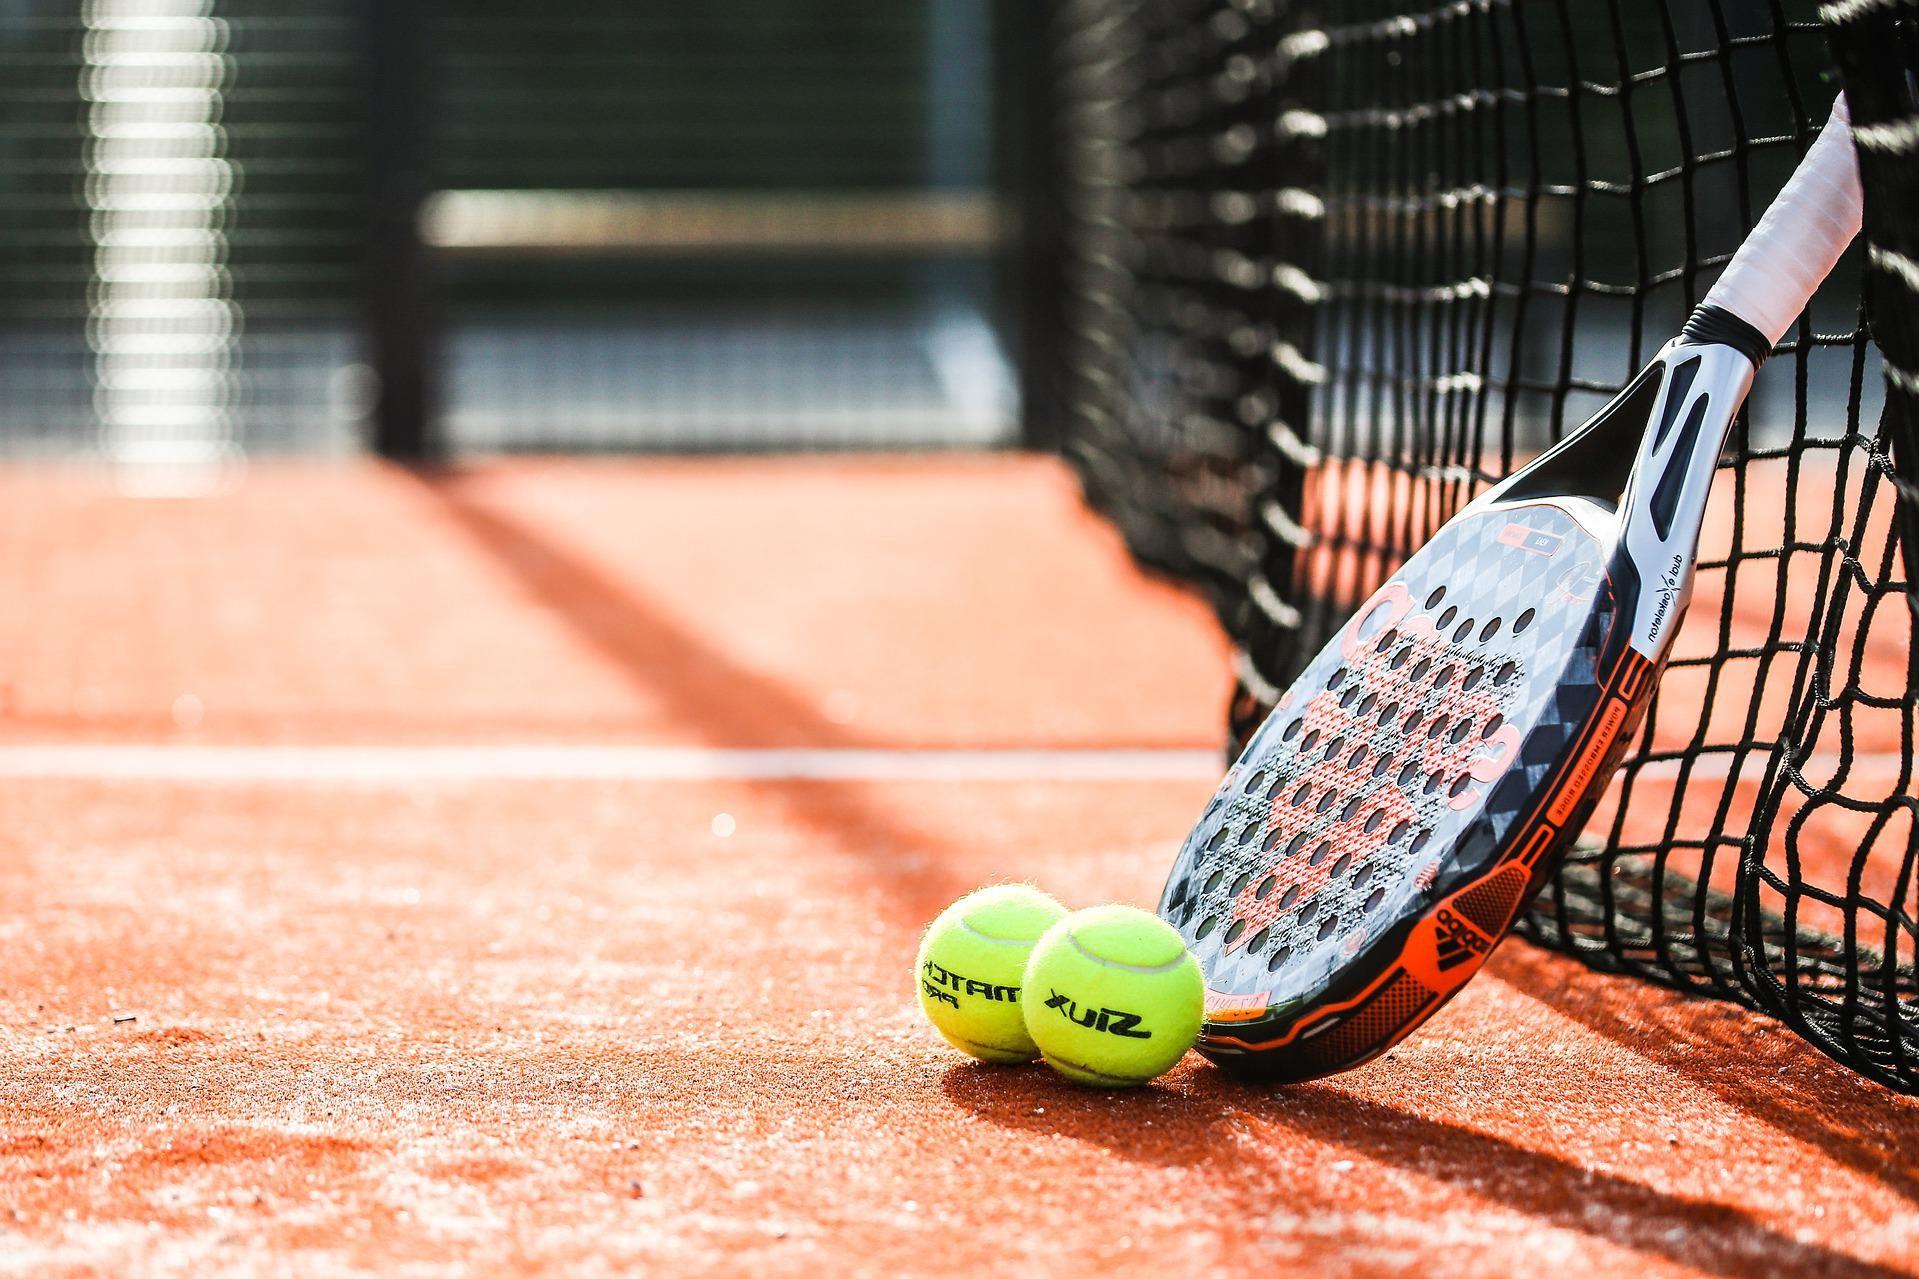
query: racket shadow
[
  {"left": 1266, "top": 1086, "right": 1909, "bottom": 1279},
  {"left": 943, "top": 1060, "right": 1907, "bottom": 1277},
  {"left": 1493, "top": 943, "right": 1919, "bottom": 1208}
]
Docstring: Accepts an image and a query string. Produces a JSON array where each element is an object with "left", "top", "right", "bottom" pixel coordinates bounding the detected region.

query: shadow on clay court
[
  {"left": 422, "top": 465, "right": 1917, "bottom": 1277},
  {"left": 412, "top": 467, "right": 981, "bottom": 923},
  {"left": 942, "top": 1064, "right": 1907, "bottom": 1279},
  {"left": 1495, "top": 945, "right": 1919, "bottom": 1208},
  {"left": 1273, "top": 1088, "right": 1908, "bottom": 1279}
]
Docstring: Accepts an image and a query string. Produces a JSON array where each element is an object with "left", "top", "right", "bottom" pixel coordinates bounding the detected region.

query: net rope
[{"left": 1051, "top": 0, "right": 1919, "bottom": 1090}]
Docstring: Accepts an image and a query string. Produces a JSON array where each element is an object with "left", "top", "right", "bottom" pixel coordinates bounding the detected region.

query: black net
[{"left": 1049, "top": 0, "right": 1919, "bottom": 1091}]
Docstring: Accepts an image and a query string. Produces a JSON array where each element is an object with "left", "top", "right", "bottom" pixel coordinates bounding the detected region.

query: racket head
[{"left": 1160, "top": 497, "right": 1653, "bottom": 1082}]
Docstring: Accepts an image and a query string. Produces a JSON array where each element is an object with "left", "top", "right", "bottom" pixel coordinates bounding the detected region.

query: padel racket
[{"left": 1159, "top": 97, "right": 1864, "bottom": 1083}]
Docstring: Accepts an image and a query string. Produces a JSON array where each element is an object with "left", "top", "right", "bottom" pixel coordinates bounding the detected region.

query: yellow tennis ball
[
  {"left": 1021, "top": 904, "right": 1204, "bottom": 1087},
  {"left": 916, "top": 884, "right": 1069, "bottom": 1064}
]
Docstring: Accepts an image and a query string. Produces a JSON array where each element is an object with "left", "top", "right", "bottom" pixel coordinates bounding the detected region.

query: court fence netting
[{"left": 1036, "top": 0, "right": 1919, "bottom": 1092}]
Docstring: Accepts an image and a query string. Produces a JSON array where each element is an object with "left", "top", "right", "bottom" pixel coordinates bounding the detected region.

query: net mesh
[{"left": 1050, "top": 0, "right": 1919, "bottom": 1091}]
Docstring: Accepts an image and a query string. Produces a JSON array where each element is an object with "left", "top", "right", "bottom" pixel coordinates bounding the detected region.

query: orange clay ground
[{"left": 1, "top": 456, "right": 1915, "bottom": 1278}]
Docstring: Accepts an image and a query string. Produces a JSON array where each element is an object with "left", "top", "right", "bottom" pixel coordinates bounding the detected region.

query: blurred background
[
  {"left": 0, "top": 0, "right": 1049, "bottom": 478},
  {"left": 0, "top": 0, "right": 1873, "bottom": 478}
]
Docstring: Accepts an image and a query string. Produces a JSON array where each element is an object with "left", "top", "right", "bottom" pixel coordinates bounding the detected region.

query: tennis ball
[
  {"left": 1021, "top": 904, "right": 1204, "bottom": 1087},
  {"left": 917, "top": 884, "right": 1070, "bottom": 1064}
]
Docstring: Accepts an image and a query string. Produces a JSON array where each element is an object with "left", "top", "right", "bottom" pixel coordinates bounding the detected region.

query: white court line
[
  {"left": 0, "top": 744, "right": 1904, "bottom": 786},
  {"left": 0, "top": 745, "right": 1225, "bottom": 784}
]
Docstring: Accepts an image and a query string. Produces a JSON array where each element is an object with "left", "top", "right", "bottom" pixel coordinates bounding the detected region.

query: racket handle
[{"left": 1698, "top": 95, "right": 1862, "bottom": 348}]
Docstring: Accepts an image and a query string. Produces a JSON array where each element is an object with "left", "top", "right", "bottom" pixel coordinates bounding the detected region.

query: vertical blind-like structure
[{"left": 82, "top": 0, "right": 239, "bottom": 478}]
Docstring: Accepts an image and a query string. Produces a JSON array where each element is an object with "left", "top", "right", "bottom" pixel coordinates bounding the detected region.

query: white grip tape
[{"left": 1701, "top": 95, "right": 1863, "bottom": 346}]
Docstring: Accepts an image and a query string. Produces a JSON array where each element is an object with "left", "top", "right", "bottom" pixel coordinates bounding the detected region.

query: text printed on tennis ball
[
  {"left": 1037, "top": 991, "right": 1152, "bottom": 1038},
  {"left": 920, "top": 959, "right": 1018, "bottom": 1009}
]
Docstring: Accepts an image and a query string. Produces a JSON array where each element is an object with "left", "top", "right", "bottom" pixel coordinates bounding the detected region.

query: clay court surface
[{"left": 2, "top": 455, "right": 1916, "bottom": 1278}]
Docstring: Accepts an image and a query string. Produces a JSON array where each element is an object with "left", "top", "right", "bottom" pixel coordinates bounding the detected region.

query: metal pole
[{"left": 362, "top": 0, "right": 441, "bottom": 460}]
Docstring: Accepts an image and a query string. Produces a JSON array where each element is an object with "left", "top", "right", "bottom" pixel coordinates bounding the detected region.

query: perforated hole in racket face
[{"left": 1161, "top": 503, "right": 1618, "bottom": 1021}]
